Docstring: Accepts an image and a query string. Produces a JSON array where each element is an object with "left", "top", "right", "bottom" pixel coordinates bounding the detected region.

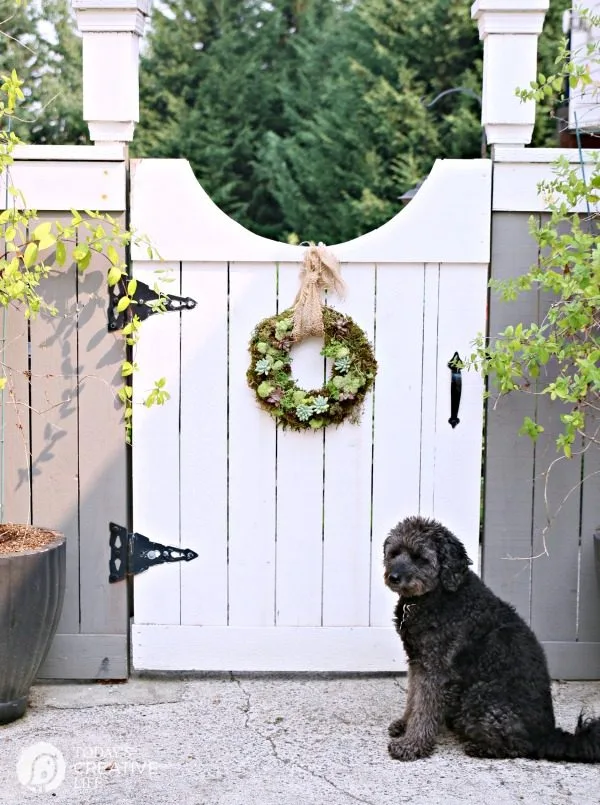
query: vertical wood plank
[
  {"left": 180, "top": 262, "right": 229, "bottom": 626},
  {"left": 29, "top": 214, "right": 79, "bottom": 635},
  {"left": 132, "top": 261, "right": 181, "bottom": 625},
  {"left": 578, "top": 416, "right": 600, "bottom": 642},
  {"left": 77, "top": 216, "right": 128, "bottom": 637},
  {"left": 419, "top": 263, "right": 440, "bottom": 518},
  {"left": 530, "top": 402, "right": 582, "bottom": 641},
  {"left": 322, "top": 263, "right": 375, "bottom": 626},
  {"left": 433, "top": 263, "right": 488, "bottom": 567},
  {"left": 228, "top": 262, "right": 277, "bottom": 626},
  {"left": 275, "top": 263, "right": 324, "bottom": 626},
  {"left": 483, "top": 213, "right": 539, "bottom": 622},
  {"left": 1, "top": 304, "right": 31, "bottom": 525},
  {"left": 531, "top": 212, "right": 582, "bottom": 641},
  {"left": 370, "top": 264, "right": 425, "bottom": 627}
]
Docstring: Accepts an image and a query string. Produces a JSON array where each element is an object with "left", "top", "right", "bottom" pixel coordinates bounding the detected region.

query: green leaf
[
  {"left": 78, "top": 250, "right": 92, "bottom": 271},
  {"left": 127, "top": 278, "right": 138, "bottom": 297},
  {"left": 107, "top": 245, "right": 120, "bottom": 266},
  {"left": 518, "top": 416, "right": 544, "bottom": 442},
  {"left": 121, "top": 361, "right": 134, "bottom": 377},
  {"left": 55, "top": 240, "right": 67, "bottom": 266},
  {"left": 108, "top": 266, "right": 122, "bottom": 286},
  {"left": 23, "top": 242, "right": 38, "bottom": 268},
  {"left": 73, "top": 245, "right": 88, "bottom": 262},
  {"left": 116, "top": 296, "right": 131, "bottom": 313},
  {"left": 32, "top": 221, "right": 52, "bottom": 241}
]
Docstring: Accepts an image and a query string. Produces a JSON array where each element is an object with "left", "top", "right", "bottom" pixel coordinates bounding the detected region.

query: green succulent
[
  {"left": 257, "top": 381, "right": 274, "bottom": 399},
  {"left": 296, "top": 403, "right": 314, "bottom": 421},
  {"left": 276, "top": 317, "right": 293, "bottom": 332},
  {"left": 334, "top": 355, "right": 351, "bottom": 373},
  {"left": 312, "top": 395, "right": 329, "bottom": 414},
  {"left": 292, "top": 389, "right": 307, "bottom": 405},
  {"left": 255, "top": 357, "right": 272, "bottom": 375}
]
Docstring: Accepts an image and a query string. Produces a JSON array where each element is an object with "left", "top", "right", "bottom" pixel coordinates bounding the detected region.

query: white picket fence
[{"left": 129, "top": 157, "right": 491, "bottom": 672}]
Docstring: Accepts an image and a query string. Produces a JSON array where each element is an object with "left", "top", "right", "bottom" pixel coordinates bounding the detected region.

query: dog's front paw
[
  {"left": 388, "top": 737, "right": 434, "bottom": 761},
  {"left": 388, "top": 718, "right": 407, "bottom": 738}
]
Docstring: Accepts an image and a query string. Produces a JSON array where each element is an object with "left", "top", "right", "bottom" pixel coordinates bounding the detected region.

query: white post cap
[
  {"left": 72, "top": 1, "right": 151, "bottom": 144},
  {"left": 471, "top": 0, "right": 550, "bottom": 147}
]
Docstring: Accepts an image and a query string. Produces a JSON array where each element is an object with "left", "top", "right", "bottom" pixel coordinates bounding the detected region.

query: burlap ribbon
[{"left": 292, "top": 243, "right": 345, "bottom": 339}]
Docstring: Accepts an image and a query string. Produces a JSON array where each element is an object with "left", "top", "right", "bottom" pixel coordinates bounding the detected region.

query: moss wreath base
[{"left": 247, "top": 306, "right": 377, "bottom": 431}]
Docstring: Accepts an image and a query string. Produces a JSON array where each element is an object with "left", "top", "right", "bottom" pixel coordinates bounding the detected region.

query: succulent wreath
[{"left": 247, "top": 244, "right": 377, "bottom": 431}]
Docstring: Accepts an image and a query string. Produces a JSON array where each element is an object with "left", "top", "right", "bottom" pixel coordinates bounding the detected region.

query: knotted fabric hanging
[{"left": 291, "top": 243, "right": 346, "bottom": 340}]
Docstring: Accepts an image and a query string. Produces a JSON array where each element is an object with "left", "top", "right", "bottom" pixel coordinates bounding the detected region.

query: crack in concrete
[
  {"left": 30, "top": 698, "right": 185, "bottom": 711},
  {"left": 230, "top": 672, "right": 251, "bottom": 729},
  {"left": 230, "top": 674, "right": 377, "bottom": 805}
]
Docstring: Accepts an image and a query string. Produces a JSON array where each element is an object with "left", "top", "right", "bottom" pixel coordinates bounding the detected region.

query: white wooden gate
[{"left": 129, "top": 157, "right": 491, "bottom": 672}]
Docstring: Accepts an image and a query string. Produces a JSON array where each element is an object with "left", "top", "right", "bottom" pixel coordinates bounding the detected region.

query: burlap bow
[{"left": 292, "top": 243, "right": 345, "bottom": 340}]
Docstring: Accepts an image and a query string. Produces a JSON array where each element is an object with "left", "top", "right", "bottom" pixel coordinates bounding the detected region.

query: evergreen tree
[
  {"left": 135, "top": 0, "right": 570, "bottom": 244},
  {"left": 135, "top": 0, "right": 327, "bottom": 238}
]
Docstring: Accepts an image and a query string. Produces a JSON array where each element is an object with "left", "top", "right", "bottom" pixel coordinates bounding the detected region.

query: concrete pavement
[{"left": 1, "top": 676, "right": 599, "bottom": 804}]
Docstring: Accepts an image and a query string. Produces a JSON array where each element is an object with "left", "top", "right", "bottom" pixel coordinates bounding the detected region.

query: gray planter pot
[
  {"left": 0, "top": 533, "right": 66, "bottom": 724},
  {"left": 595, "top": 529, "right": 600, "bottom": 577}
]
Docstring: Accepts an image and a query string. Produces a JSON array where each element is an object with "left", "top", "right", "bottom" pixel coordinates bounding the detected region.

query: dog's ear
[
  {"left": 437, "top": 529, "right": 472, "bottom": 592},
  {"left": 383, "top": 534, "right": 392, "bottom": 557}
]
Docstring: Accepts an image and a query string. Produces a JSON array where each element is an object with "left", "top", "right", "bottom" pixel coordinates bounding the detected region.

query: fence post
[
  {"left": 471, "top": 0, "right": 549, "bottom": 149},
  {"left": 72, "top": 1, "right": 151, "bottom": 144}
]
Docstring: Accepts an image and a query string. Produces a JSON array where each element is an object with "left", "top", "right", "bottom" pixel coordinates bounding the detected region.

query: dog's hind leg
[{"left": 454, "top": 696, "right": 534, "bottom": 759}]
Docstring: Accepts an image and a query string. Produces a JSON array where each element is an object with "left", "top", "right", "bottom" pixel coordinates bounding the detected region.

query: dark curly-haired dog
[{"left": 384, "top": 515, "right": 600, "bottom": 762}]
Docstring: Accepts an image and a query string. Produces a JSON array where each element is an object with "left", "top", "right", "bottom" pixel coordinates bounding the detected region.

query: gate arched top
[{"left": 131, "top": 158, "right": 491, "bottom": 265}]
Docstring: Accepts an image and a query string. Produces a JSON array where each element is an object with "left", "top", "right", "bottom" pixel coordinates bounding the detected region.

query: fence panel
[{"left": 130, "top": 157, "right": 491, "bottom": 672}]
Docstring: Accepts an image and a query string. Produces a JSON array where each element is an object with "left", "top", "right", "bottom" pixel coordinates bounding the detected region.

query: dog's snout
[
  {"left": 386, "top": 560, "right": 412, "bottom": 588},
  {"left": 390, "top": 560, "right": 410, "bottom": 577}
]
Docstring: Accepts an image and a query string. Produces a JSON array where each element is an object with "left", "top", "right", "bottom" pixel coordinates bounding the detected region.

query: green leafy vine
[
  {"left": 1, "top": 63, "right": 169, "bottom": 442},
  {"left": 472, "top": 22, "right": 600, "bottom": 458}
]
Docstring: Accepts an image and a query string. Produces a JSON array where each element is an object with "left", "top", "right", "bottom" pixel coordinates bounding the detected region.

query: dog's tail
[{"left": 535, "top": 715, "right": 600, "bottom": 763}]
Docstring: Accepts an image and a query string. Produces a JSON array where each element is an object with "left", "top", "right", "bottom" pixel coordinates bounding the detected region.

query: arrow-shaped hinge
[
  {"left": 108, "top": 279, "right": 197, "bottom": 331},
  {"left": 109, "top": 522, "right": 198, "bottom": 583}
]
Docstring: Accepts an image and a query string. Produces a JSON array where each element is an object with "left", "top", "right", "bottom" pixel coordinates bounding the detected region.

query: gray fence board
[
  {"left": 485, "top": 211, "right": 600, "bottom": 679},
  {"left": 530, "top": 404, "right": 582, "bottom": 642},
  {"left": 1, "top": 304, "right": 32, "bottom": 525},
  {"left": 39, "top": 634, "right": 127, "bottom": 680},
  {"left": 29, "top": 214, "right": 80, "bottom": 635},
  {"left": 77, "top": 217, "right": 128, "bottom": 636},
  {"left": 542, "top": 642, "right": 600, "bottom": 681},
  {"left": 483, "top": 212, "right": 540, "bottom": 622},
  {"left": 578, "top": 416, "right": 600, "bottom": 643}
]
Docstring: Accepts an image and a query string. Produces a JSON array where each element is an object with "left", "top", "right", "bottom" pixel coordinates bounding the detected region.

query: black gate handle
[{"left": 448, "top": 352, "right": 462, "bottom": 429}]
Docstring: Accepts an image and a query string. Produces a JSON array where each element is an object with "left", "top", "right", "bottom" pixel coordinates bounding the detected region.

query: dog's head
[{"left": 383, "top": 516, "right": 472, "bottom": 597}]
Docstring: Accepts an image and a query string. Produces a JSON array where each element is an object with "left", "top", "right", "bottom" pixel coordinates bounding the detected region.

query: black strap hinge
[
  {"left": 108, "top": 279, "right": 197, "bottom": 331},
  {"left": 109, "top": 522, "right": 199, "bottom": 583}
]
